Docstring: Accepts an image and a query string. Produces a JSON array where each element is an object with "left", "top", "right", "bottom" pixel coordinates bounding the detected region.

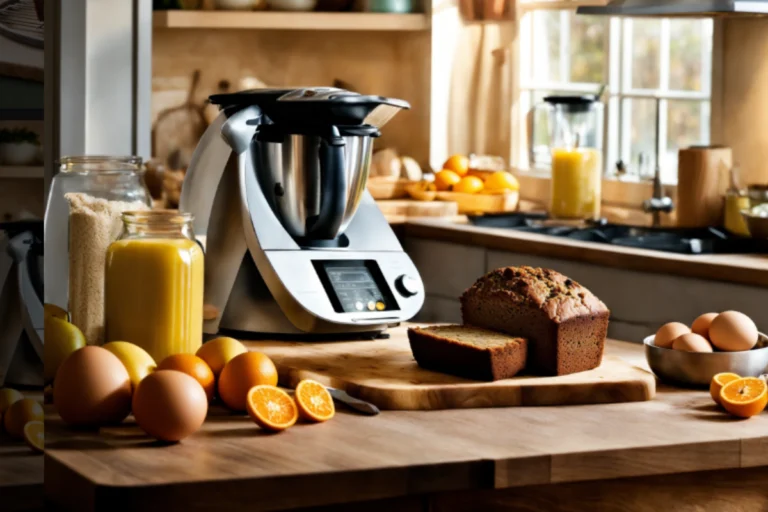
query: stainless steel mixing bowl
[
  {"left": 644, "top": 333, "right": 768, "bottom": 388},
  {"left": 256, "top": 133, "right": 374, "bottom": 240}
]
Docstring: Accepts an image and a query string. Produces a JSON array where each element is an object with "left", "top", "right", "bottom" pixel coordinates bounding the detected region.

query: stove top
[{"left": 467, "top": 213, "right": 768, "bottom": 255}]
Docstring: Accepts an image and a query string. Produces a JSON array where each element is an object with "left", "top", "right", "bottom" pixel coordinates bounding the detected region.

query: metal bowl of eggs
[
  {"left": 742, "top": 204, "right": 768, "bottom": 239},
  {"left": 644, "top": 312, "right": 768, "bottom": 388}
]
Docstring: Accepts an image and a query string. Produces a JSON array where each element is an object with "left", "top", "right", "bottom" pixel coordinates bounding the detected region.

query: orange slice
[
  {"left": 23, "top": 421, "right": 44, "bottom": 453},
  {"left": 710, "top": 372, "right": 741, "bottom": 406},
  {"left": 295, "top": 380, "right": 335, "bottom": 423},
  {"left": 246, "top": 386, "right": 298, "bottom": 432},
  {"left": 720, "top": 377, "right": 768, "bottom": 418}
]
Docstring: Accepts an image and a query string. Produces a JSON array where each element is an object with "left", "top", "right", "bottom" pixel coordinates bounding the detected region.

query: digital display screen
[{"left": 313, "top": 260, "right": 399, "bottom": 314}]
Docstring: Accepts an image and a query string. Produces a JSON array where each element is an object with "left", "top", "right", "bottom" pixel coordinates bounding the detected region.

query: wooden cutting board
[
  {"left": 376, "top": 200, "right": 460, "bottom": 219},
  {"left": 245, "top": 328, "right": 656, "bottom": 411}
]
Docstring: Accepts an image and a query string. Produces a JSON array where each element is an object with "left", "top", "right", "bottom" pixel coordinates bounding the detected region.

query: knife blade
[{"left": 327, "top": 387, "right": 380, "bottom": 416}]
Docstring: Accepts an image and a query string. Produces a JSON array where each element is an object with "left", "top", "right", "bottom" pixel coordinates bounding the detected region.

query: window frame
[{"left": 516, "top": 9, "right": 716, "bottom": 186}]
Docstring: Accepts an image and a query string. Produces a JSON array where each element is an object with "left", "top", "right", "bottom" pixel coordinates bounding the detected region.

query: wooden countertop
[
  {"left": 1, "top": 390, "right": 44, "bottom": 511},
  {"left": 402, "top": 219, "right": 768, "bottom": 288},
  {"left": 0, "top": 440, "right": 43, "bottom": 511},
  {"left": 45, "top": 329, "right": 768, "bottom": 511}
]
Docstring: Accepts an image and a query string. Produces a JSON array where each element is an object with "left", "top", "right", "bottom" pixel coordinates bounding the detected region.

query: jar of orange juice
[
  {"left": 104, "top": 211, "right": 204, "bottom": 362},
  {"left": 544, "top": 95, "right": 604, "bottom": 220}
]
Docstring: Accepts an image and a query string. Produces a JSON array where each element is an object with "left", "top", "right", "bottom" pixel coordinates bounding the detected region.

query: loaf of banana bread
[
  {"left": 460, "top": 267, "right": 609, "bottom": 376},
  {"left": 407, "top": 325, "right": 527, "bottom": 381}
]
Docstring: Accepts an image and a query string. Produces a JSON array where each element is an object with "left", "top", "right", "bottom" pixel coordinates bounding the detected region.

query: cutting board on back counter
[
  {"left": 246, "top": 327, "right": 656, "bottom": 411},
  {"left": 376, "top": 200, "right": 460, "bottom": 220}
]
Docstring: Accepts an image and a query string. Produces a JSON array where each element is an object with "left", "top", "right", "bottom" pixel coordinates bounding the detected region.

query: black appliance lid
[
  {"left": 256, "top": 123, "right": 381, "bottom": 142},
  {"left": 210, "top": 87, "right": 410, "bottom": 127},
  {"left": 543, "top": 95, "right": 601, "bottom": 112}
]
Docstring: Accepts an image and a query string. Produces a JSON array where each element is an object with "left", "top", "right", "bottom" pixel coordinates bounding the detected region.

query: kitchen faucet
[{"left": 642, "top": 98, "right": 674, "bottom": 227}]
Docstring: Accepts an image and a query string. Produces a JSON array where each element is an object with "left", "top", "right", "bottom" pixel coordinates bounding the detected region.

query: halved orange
[
  {"left": 23, "top": 421, "right": 44, "bottom": 453},
  {"left": 246, "top": 386, "right": 298, "bottom": 432},
  {"left": 295, "top": 380, "right": 335, "bottom": 423},
  {"left": 710, "top": 372, "right": 741, "bottom": 406},
  {"left": 720, "top": 377, "right": 768, "bottom": 418}
]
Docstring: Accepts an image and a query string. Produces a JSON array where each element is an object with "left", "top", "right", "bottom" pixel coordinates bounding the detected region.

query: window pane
[
  {"left": 531, "top": 11, "right": 561, "bottom": 82},
  {"left": 665, "top": 100, "right": 710, "bottom": 180},
  {"left": 623, "top": 98, "right": 657, "bottom": 171},
  {"left": 630, "top": 19, "right": 661, "bottom": 90},
  {"left": 569, "top": 14, "right": 607, "bottom": 84},
  {"left": 669, "top": 20, "right": 712, "bottom": 92}
]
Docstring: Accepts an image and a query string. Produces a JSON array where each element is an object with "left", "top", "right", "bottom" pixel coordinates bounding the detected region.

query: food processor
[
  {"left": 0, "top": 220, "right": 43, "bottom": 386},
  {"left": 180, "top": 87, "right": 424, "bottom": 337}
]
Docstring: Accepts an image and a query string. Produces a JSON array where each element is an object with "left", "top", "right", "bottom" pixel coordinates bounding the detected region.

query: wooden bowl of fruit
[{"left": 406, "top": 154, "right": 520, "bottom": 215}]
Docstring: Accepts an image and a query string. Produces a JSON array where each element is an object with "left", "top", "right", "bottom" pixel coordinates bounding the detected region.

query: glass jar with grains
[{"left": 44, "top": 156, "right": 151, "bottom": 345}]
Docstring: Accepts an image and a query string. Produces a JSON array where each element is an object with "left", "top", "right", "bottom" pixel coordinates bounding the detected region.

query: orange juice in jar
[
  {"left": 543, "top": 95, "right": 604, "bottom": 220},
  {"left": 105, "top": 211, "right": 204, "bottom": 362},
  {"left": 550, "top": 147, "right": 602, "bottom": 219}
]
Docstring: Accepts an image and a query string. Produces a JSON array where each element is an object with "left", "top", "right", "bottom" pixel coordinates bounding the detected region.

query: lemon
[
  {"left": 44, "top": 303, "right": 69, "bottom": 321},
  {"left": 453, "top": 176, "right": 484, "bottom": 194},
  {"left": 103, "top": 341, "right": 157, "bottom": 389},
  {"left": 196, "top": 337, "right": 247, "bottom": 377},
  {"left": 5, "top": 399, "right": 43, "bottom": 439},
  {"left": 484, "top": 171, "right": 520, "bottom": 192},
  {"left": 45, "top": 317, "right": 86, "bottom": 382},
  {"left": 0, "top": 388, "right": 23, "bottom": 416}
]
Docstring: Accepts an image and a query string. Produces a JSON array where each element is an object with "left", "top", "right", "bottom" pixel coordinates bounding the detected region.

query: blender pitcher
[{"left": 545, "top": 96, "right": 604, "bottom": 220}]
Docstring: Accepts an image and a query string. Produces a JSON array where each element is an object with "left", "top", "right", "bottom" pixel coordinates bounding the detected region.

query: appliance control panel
[
  {"left": 265, "top": 250, "right": 424, "bottom": 327},
  {"left": 312, "top": 260, "right": 399, "bottom": 314}
]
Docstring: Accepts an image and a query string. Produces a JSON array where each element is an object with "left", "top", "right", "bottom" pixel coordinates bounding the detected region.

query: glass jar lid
[{"left": 58, "top": 156, "right": 144, "bottom": 175}]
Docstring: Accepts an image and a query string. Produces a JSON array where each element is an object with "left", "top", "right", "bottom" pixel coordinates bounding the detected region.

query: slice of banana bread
[
  {"left": 407, "top": 325, "right": 527, "bottom": 381},
  {"left": 461, "top": 266, "right": 609, "bottom": 376}
]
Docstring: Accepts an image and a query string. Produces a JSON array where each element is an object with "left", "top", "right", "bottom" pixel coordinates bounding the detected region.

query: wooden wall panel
[
  {"left": 719, "top": 19, "right": 768, "bottom": 186},
  {"left": 152, "top": 29, "right": 431, "bottom": 165}
]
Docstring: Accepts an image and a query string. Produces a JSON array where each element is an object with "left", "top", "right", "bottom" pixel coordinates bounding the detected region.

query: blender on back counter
[{"left": 180, "top": 87, "right": 424, "bottom": 337}]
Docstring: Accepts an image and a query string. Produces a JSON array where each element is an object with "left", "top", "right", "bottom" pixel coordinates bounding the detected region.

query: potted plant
[{"left": 0, "top": 128, "right": 41, "bottom": 166}]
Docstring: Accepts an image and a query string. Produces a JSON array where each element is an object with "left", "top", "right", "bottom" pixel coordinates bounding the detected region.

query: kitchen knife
[{"left": 327, "top": 387, "right": 380, "bottom": 416}]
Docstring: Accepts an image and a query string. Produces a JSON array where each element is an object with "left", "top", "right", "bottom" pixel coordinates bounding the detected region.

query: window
[{"left": 518, "top": 11, "right": 713, "bottom": 184}]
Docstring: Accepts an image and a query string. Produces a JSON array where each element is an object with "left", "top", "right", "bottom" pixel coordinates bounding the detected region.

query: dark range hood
[{"left": 578, "top": 0, "right": 768, "bottom": 16}]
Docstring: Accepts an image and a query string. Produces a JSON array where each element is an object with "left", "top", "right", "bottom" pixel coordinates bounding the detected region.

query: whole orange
[
  {"left": 434, "top": 170, "right": 461, "bottom": 191},
  {"left": 157, "top": 354, "right": 216, "bottom": 402},
  {"left": 453, "top": 176, "right": 484, "bottom": 194},
  {"left": 442, "top": 154, "right": 470, "bottom": 177},
  {"left": 4, "top": 399, "right": 43, "bottom": 439},
  {"left": 484, "top": 171, "right": 520, "bottom": 192},
  {"left": 218, "top": 352, "right": 278, "bottom": 411}
]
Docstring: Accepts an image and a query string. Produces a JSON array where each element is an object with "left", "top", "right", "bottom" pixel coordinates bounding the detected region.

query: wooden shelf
[
  {"left": 152, "top": 10, "right": 430, "bottom": 31},
  {"left": 0, "top": 166, "right": 44, "bottom": 179},
  {"left": 519, "top": 0, "right": 608, "bottom": 9}
]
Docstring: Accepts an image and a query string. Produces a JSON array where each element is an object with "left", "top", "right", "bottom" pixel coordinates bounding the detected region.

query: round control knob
[{"left": 395, "top": 275, "right": 420, "bottom": 298}]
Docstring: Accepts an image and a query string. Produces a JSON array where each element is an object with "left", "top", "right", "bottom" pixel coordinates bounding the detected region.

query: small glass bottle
[{"left": 104, "top": 211, "right": 204, "bottom": 363}]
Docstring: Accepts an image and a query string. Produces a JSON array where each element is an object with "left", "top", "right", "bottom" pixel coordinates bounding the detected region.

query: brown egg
[
  {"left": 133, "top": 370, "right": 208, "bottom": 442},
  {"left": 709, "top": 311, "right": 759, "bottom": 352},
  {"left": 654, "top": 322, "right": 691, "bottom": 349},
  {"left": 691, "top": 312, "right": 718, "bottom": 340},
  {"left": 672, "top": 333, "right": 713, "bottom": 353},
  {"left": 53, "top": 346, "right": 132, "bottom": 426}
]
